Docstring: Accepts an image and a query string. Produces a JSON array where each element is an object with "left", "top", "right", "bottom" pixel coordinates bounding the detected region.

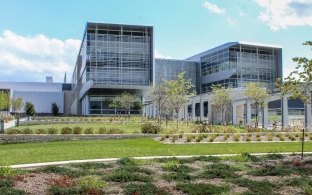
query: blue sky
[{"left": 0, "top": 0, "right": 311, "bottom": 82}]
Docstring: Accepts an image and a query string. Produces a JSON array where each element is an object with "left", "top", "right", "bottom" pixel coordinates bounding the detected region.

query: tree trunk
[{"left": 255, "top": 104, "right": 258, "bottom": 128}]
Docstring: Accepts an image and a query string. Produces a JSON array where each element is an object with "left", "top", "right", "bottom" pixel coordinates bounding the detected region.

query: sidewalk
[
  {"left": 4, "top": 118, "right": 27, "bottom": 130},
  {"left": 11, "top": 152, "right": 312, "bottom": 169}
]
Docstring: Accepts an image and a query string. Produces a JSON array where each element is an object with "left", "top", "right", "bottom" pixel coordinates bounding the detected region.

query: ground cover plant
[{"left": 5, "top": 154, "right": 312, "bottom": 194}]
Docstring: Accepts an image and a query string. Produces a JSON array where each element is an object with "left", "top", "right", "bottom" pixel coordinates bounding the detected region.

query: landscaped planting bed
[
  {"left": 2, "top": 154, "right": 312, "bottom": 194},
  {"left": 156, "top": 132, "right": 312, "bottom": 143}
]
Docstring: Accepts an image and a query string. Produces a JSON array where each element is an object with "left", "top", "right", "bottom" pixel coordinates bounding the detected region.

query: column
[
  {"left": 262, "top": 104, "right": 268, "bottom": 129},
  {"left": 282, "top": 96, "right": 288, "bottom": 128},
  {"left": 200, "top": 97, "right": 204, "bottom": 122},
  {"left": 152, "top": 103, "right": 156, "bottom": 119},
  {"left": 305, "top": 103, "right": 312, "bottom": 132},
  {"left": 232, "top": 102, "right": 237, "bottom": 125},
  {"left": 208, "top": 101, "right": 212, "bottom": 124},
  {"left": 246, "top": 99, "right": 252, "bottom": 126},
  {"left": 192, "top": 101, "right": 196, "bottom": 121},
  {"left": 85, "top": 95, "right": 90, "bottom": 115}
]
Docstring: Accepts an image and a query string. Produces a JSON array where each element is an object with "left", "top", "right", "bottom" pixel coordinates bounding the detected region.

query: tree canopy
[{"left": 211, "top": 85, "right": 232, "bottom": 124}]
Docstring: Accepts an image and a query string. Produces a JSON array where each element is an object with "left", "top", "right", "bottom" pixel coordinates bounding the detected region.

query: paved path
[
  {"left": 11, "top": 152, "right": 312, "bottom": 169},
  {"left": 4, "top": 118, "right": 27, "bottom": 129}
]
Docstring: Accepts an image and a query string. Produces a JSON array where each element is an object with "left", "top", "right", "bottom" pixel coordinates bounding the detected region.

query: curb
[{"left": 11, "top": 152, "right": 312, "bottom": 169}]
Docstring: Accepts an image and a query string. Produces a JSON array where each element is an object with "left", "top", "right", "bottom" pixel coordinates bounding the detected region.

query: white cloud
[
  {"left": 255, "top": 0, "right": 312, "bottom": 31},
  {"left": 202, "top": 1, "right": 226, "bottom": 14},
  {"left": 155, "top": 50, "right": 172, "bottom": 59},
  {"left": 0, "top": 30, "right": 80, "bottom": 82},
  {"left": 239, "top": 11, "right": 246, "bottom": 17}
]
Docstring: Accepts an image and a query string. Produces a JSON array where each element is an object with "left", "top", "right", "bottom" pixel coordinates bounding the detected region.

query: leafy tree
[
  {"left": 211, "top": 85, "right": 232, "bottom": 125},
  {"left": 277, "top": 41, "right": 312, "bottom": 105},
  {"left": 11, "top": 97, "right": 23, "bottom": 113},
  {"left": 166, "top": 72, "right": 196, "bottom": 131},
  {"left": 244, "top": 82, "right": 270, "bottom": 128},
  {"left": 109, "top": 98, "right": 122, "bottom": 115},
  {"left": 133, "top": 101, "right": 143, "bottom": 111},
  {"left": 51, "top": 102, "right": 59, "bottom": 116},
  {"left": 0, "top": 91, "right": 10, "bottom": 112},
  {"left": 24, "top": 102, "right": 36, "bottom": 121},
  {"left": 115, "top": 92, "right": 136, "bottom": 119},
  {"left": 152, "top": 83, "right": 169, "bottom": 125}
]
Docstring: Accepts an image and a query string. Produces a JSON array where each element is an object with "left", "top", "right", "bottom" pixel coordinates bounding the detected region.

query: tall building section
[{"left": 71, "top": 22, "right": 153, "bottom": 115}]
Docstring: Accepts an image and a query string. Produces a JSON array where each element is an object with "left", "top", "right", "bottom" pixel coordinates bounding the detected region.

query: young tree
[
  {"left": 0, "top": 91, "right": 10, "bottom": 113},
  {"left": 166, "top": 72, "right": 196, "bottom": 131},
  {"left": 51, "top": 102, "right": 59, "bottom": 116},
  {"left": 25, "top": 102, "right": 36, "bottom": 121},
  {"left": 211, "top": 85, "right": 232, "bottom": 125},
  {"left": 277, "top": 41, "right": 312, "bottom": 105},
  {"left": 244, "top": 82, "right": 270, "bottom": 128},
  {"left": 11, "top": 97, "right": 23, "bottom": 113},
  {"left": 116, "top": 92, "right": 136, "bottom": 119},
  {"left": 152, "top": 83, "right": 169, "bottom": 125},
  {"left": 109, "top": 98, "right": 122, "bottom": 116}
]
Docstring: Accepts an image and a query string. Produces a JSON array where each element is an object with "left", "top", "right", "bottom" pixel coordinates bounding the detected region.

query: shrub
[
  {"left": 0, "top": 187, "right": 26, "bottom": 195},
  {"left": 230, "top": 177, "right": 275, "bottom": 194},
  {"left": 73, "top": 126, "right": 82, "bottom": 134},
  {"left": 209, "top": 134, "right": 217, "bottom": 142},
  {"left": 240, "top": 152, "right": 259, "bottom": 162},
  {"left": 39, "top": 166, "right": 84, "bottom": 178},
  {"left": 162, "top": 172, "right": 192, "bottom": 182},
  {"left": 48, "top": 186, "right": 82, "bottom": 195},
  {"left": 70, "top": 162, "right": 112, "bottom": 170},
  {"left": 264, "top": 153, "right": 284, "bottom": 160},
  {"left": 233, "top": 134, "right": 240, "bottom": 142},
  {"left": 107, "top": 127, "right": 124, "bottom": 134},
  {"left": 0, "top": 166, "right": 14, "bottom": 177},
  {"left": 267, "top": 133, "right": 273, "bottom": 141},
  {"left": 117, "top": 157, "right": 137, "bottom": 166},
  {"left": 162, "top": 159, "right": 180, "bottom": 171},
  {"left": 178, "top": 133, "right": 183, "bottom": 138},
  {"left": 35, "top": 128, "right": 47, "bottom": 134},
  {"left": 177, "top": 183, "right": 229, "bottom": 195},
  {"left": 192, "top": 156, "right": 221, "bottom": 163},
  {"left": 248, "top": 165, "right": 293, "bottom": 176},
  {"left": 201, "top": 163, "right": 239, "bottom": 179},
  {"left": 0, "top": 178, "right": 13, "bottom": 188},
  {"left": 60, "top": 126, "right": 73, "bottom": 134},
  {"left": 192, "top": 124, "right": 212, "bottom": 133},
  {"left": 47, "top": 127, "right": 58, "bottom": 134},
  {"left": 84, "top": 128, "right": 93, "bottom": 134},
  {"left": 98, "top": 127, "right": 106, "bottom": 134},
  {"left": 172, "top": 135, "right": 178, "bottom": 143},
  {"left": 5, "top": 128, "right": 22, "bottom": 134},
  {"left": 106, "top": 170, "right": 152, "bottom": 182},
  {"left": 78, "top": 176, "right": 106, "bottom": 190},
  {"left": 22, "top": 127, "right": 32, "bottom": 134},
  {"left": 141, "top": 122, "right": 162, "bottom": 134},
  {"left": 125, "top": 183, "right": 167, "bottom": 195}
]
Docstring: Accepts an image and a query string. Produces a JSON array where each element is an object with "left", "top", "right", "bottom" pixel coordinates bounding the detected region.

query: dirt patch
[{"left": 14, "top": 173, "right": 65, "bottom": 195}]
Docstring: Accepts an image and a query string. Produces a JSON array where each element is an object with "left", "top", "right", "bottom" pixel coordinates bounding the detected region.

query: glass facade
[
  {"left": 79, "top": 23, "right": 153, "bottom": 86},
  {"left": 155, "top": 59, "right": 197, "bottom": 87},
  {"left": 200, "top": 44, "right": 279, "bottom": 93}
]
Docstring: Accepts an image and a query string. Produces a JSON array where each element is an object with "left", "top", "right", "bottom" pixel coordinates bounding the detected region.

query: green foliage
[
  {"left": 114, "top": 92, "right": 136, "bottom": 117},
  {"left": 78, "top": 175, "right": 106, "bottom": 190},
  {"left": 125, "top": 183, "right": 168, "bottom": 195},
  {"left": 0, "top": 178, "right": 13, "bottom": 188},
  {"left": 240, "top": 152, "right": 260, "bottom": 162},
  {"left": 0, "top": 165, "right": 14, "bottom": 177},
  {"left": 47, "top": 127, "right": 58, "bottom": 134},
  {"left": 60, "top": 126, "right": 72, "bottom": 134},
  {"left": 276, "top": 41, "right": 312, "bottom": 105},
  {"left": 35, "top": 128, "right": 47, "bottom": 134},
  {"left": 70, "top": 162, "right": 112, "bottom": 170},
  {"left": 84, "top": 127, "right": 93, "bottom": 134},
  {"left": 98, "top": 127, "right": 124, "bottom": 134},
  {"left": 141, "top": 122, "right": 162, "bottom": 134},
  {"left": 248, "top": 165, "right": 293, "bottom": 176},
  {"left": 0, "top": 187, "right": 26, "bottom": 195},
  {"left": 245, "top": 82, "right": 270, "bottom": 128},
  {"left": 263, "top": 153, "right": 284, "bottom": 160},
  {"left": 176, "top": 183, "right": 229, "bottom": 195},
  {"left": 117, "top": 157, "right": 137, "bottom": 166},
  {"left": 201, "top": 163, "right": 239, "bottom": 179},
  {"left": 0, "top": 91, "right": 10, "bottom": 111},
  {"left": 5, "top": 128, "right": 22, "bottom": 134},
  {"left": 230, "top": 177, "right": 276, "bottom": 194},
  {"left": 72, "top": 126, "right": 82, "bottom": 134},
  {"left": 211, "top": 85, "right": 232, "bottom": 124},
  {"left": 48, "top": 186, "right": 82, "bottom": 195},
  {"left": 191, "top": 155, "right": 221, "bottom": 163},
  {"left": 39, "top": 166, "right": 85, "bottom": 178},
  {"left": 11, "top": 97, "right": 23, "bottom": 113},
  {"left": 106, "top": 169, "right": 152, "bottom": 182},
  {"left": 162, "top": 172, "right": 193, "bottom": 182},
  {"left": 24, "top": 102, "right": 36, "bottom": 118},
  {"left": 21, "top": 127, "right": 32, "bottom": 134},
  {"left": 51, "top": 102, "right": 59, "bottom": 116}
]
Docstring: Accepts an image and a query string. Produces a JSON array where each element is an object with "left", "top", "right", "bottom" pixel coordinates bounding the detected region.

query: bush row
[{"left": 5, "top": 127, "right": 124, "bottom": 135}]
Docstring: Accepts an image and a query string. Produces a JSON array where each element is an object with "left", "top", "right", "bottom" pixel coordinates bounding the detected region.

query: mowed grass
[{"left": 1, "top": 138, "right": 312, "bottom": 165}]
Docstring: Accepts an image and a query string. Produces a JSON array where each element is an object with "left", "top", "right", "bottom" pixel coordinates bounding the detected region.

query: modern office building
[
  {"left": 71, "top": 22, "right": 153, "bottom": 115},
  {"left": 0, "top": 79, "right": 72, "bottom": 114}
]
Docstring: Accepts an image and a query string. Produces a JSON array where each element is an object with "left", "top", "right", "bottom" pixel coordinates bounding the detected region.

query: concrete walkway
[
  {"left": 4, "top": 118, "right": 27, "bottom": 129},
  {"left": 11, "top": 152, "right": 312, "bottom": 169}
]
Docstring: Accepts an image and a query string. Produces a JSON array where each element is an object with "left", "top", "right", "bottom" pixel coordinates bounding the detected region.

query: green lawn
[{"left": 1, "top": 138, "right": 311, "bottom": 165}]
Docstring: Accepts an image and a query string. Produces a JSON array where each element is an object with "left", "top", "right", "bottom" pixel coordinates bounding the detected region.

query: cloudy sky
[{"left": 0, "top": 0, "right": 311, "bottom": 82}]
